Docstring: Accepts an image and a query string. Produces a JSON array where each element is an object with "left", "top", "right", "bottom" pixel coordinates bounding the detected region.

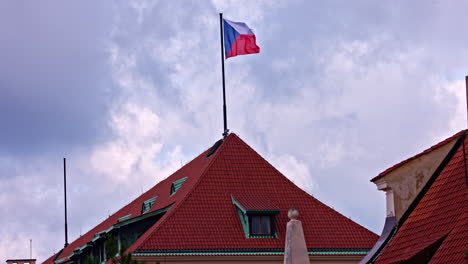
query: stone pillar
[
  {"left": 375, "top": 178, "right": 395, "bottom": 217},
  {"left": 284, "top": 208, "right": 310, "bottom": 264}
]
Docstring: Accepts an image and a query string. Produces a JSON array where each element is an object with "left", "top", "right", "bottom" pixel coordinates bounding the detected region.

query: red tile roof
[
  {"left": 371, "top": 129, "right": 467, "bottom": 182},
  {"left": 375, "top": 135, "right": 468, "bottom": 264},
  {"left": 128, "top": 133, "right": 377, "bottom": 253},
  {"left": 231, "top": 193, "right": 280, "bottom": 211},
  {"left": 43, "top": 141, "right": 216, "bottom": 264},
  {"left": 44, "top": 133, "right": 377, "bottom": 263}
]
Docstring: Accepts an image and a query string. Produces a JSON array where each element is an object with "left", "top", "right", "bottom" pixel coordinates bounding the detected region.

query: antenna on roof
[
  {"left": 464, "top": 76, "right": 468, "bottom": 186},
  {"left": 63, "top": 158, "right": 69, "bottom": 248},
  {"left": 465, "top": 75, "right": 468, "bottom": 128}
]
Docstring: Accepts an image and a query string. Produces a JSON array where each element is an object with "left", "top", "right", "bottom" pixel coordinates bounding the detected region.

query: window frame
[
  {"left": 231, "top": 195, "right": 279, "bottom": 239},
  {"left": 249, "top": 215, "right": 273, "bottom": 236}
]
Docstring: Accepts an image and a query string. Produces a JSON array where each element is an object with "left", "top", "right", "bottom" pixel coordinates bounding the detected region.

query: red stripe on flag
[{"left": 226, "top": 34, "right": 260, "bottom": 59}]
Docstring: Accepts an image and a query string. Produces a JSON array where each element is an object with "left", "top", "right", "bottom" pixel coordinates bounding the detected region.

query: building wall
[
  {"left": 134, "top": 254, "right": 365, "bottom": 264},
  {"left": 374, "top": 138, "right": 456, "bottom": 221}
]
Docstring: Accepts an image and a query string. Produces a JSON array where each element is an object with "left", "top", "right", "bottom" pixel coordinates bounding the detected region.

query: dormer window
[
  {"left": 142, "top": 196, "right": 157, "bottom": 214},
  {"left": 170, "top": 177, "right": 187, "bottom": 196},
  {"left": 231, "top": 194, "right": 280, "bottom": 238},
  {"left": 250, "top": 215, "right": 272, "bottom": 235}
]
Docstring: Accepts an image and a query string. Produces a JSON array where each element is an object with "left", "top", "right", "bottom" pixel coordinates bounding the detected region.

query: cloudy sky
[{"left": 1, "top": 0, "right": 467, "bottom": 261}]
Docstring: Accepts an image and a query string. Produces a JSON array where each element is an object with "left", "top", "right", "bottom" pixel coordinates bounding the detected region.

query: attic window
[
  {"left": 141, "top": 196, "right": 157, "bottom": 214},
  {"left": 250, "top": 215, "right": 272, "bottom": 235},
  {"left": 231, "top": 194, "right": 280, "bottom": 238},
  {"left": 170, "top": 177, "right": 188, "bottom": 196}
]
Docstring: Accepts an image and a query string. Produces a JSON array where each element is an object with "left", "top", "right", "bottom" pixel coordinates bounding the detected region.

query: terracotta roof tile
[
  {"left": 231, "top": 193, "right": 280, "bottom": 211},
  {"left": 131, "top": 134, "right": 377, "bottom": 252},
  {"left": 44, "top": 133, "right": 378, "bottom": 263},
  {"left": 44, "top": 144, "right": 216, "bottom": 264},
  {"left": 375, "top": 136, "right": 468, "bottom": 264}
]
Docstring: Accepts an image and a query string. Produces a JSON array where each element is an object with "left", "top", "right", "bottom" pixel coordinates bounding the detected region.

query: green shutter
[
  {"left": 117, "top": 214, "right": 132, "bottom": 222},
  {"left": 170, "top": 177, "right": 188, "bottom": 195},
  {"left": 141, "top": 196, "right": 158, "bottom": 214}
]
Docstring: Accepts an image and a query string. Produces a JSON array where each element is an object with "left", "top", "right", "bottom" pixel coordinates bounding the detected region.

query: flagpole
[
  {"left": 219, "top": 13, "right": 228, "bottom": 138},
  {"left": 63, "top": 157, "right": 69, "bottom": 248}
]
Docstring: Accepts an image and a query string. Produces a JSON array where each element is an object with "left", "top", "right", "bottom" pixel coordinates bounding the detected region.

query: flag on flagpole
[{"left": 223, "top": 19, "right": 260, "bottom": 59}]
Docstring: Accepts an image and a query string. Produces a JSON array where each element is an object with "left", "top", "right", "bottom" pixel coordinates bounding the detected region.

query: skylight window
[
  {"left": 141, "top": 196, "right": 157, "bottom": 214},
  {"left": 170, "top": 177, "right": 187, "bottom": 196}
]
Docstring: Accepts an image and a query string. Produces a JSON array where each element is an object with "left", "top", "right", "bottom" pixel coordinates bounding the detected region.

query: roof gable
[
  {"left": 375, "top": 135, "right": 468, "bottom": 263},
  {"left": 371, "top": 129, "right": 467, "bottom": 182}
]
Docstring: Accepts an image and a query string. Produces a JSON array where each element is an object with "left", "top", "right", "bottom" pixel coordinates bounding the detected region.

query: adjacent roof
[
  {"left": 43, "top": 137, "right": 215, "bottom": 264},
  {"left": 44, "top": 133, "right": 377, "bottom": 263},
  {"left": 374, "top": 133, "right": 468, "bottom": 263},
  {"left": 371, "top": 129, "right": 467, "bottom": 182}
]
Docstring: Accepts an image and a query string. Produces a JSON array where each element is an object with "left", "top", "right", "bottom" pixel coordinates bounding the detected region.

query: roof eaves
[{"left": 133, "top": 248, "right": 371, "bottom": 256}]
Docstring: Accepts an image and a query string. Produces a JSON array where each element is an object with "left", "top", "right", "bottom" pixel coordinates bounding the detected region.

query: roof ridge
[{"left": 127, "top": 134, "right": 233, "bottom": 253}]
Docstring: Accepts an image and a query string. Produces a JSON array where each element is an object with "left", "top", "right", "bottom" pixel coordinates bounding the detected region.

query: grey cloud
[
  {"left": 0, "top": 1, "right": 114, "bottom": 156},
  {"left": 1, "top": 0, "right": 468, "bottom": 262}
]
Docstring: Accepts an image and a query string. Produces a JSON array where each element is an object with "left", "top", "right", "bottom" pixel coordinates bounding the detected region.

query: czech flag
[{"left": 223, "top": 19, "right": 260, "bottom": 59}]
